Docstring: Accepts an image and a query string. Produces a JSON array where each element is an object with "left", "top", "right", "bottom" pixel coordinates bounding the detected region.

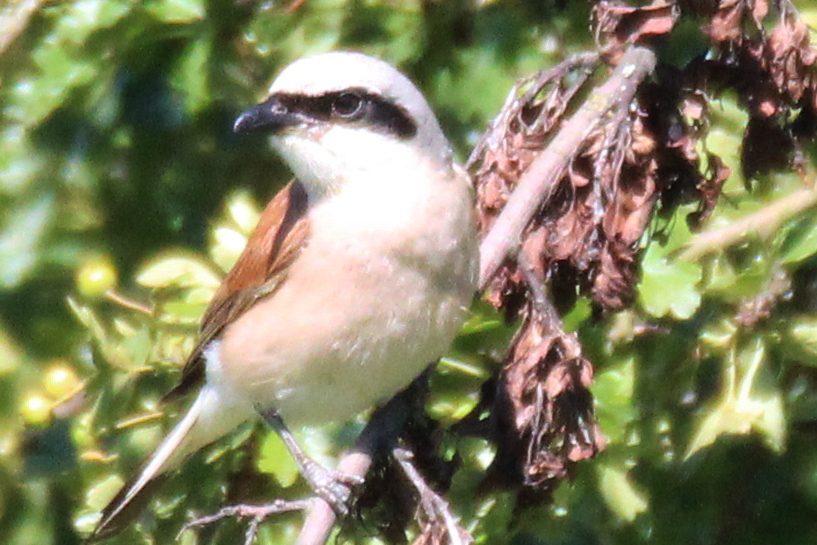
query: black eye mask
[{"left": 271, "top": 89, "right": 418, "bottom": 140}]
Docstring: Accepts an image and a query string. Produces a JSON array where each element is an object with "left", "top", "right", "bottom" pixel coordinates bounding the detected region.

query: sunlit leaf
[
  {"left": 0, "top": 193, "right": 54, "bottom": 287},
  {"left": 787, "top": 317, "right": 817, "bottom": 362},
  {"left": 226, "top": 191, "right": 261, "bottom": 235},
  {"left": 83, "top": 473, "right": 125, "bottom": 515},
  {"left": 699, "top": 318, "right": 738, "bottom": 352},
  {"left": 257, "top": 430, "right": 299, "bottom": 487},
  {"left": 593, "top": 355, "right": 636, "bottom": 444},
  {"left": 66, "top": 297, "right": 109, "bottom": 354},
  {"left": 597, "top": 463, "right": 649, "bottom": 521},
  {"left": 116, "top": 325, "right": 153, "bottom": 369},
  {"left": 136, "top": 254, "right": 221, "bottom": 289},
  {"left": 210, "top": 227, "right": 248, "bottom": 272},
  {"left": 686, "top": 338, "right": 785, "bottom": 457},
  {"left": 0, "top": 326, "right": 23, "bottom": 374},
  {"left": 159, "top": 300, "right": 208, "bottom": 324},
  {"left": 23, "top": 45, "right": 95, "bottom": 124},
  {"left": 172, "top": 38, "right": 210, "bottom": 113},
  {"left": 146, "top": 0, "right": 205, "bottom": 23},
  {"left": 781, "top": 216, "right": 817, "bottom": 264},
  {"left": 56, "top": 0, "right": 131, "bottom": 45},
  {"left": 639, "top": 243, "right": 702, "bottom": 319}
]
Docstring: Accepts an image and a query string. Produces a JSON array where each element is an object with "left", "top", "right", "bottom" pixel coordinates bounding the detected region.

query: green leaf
[
  {"left": 210, "top": 227, "right": 248, "bottom": 272},
  {"left": 459, "top": 311, "right": 504, "bottom": 336},
  {"left": 787, "top": 317, "right": 817, "bottom": 362},
  {"left": 24, "top": 45, "right": 95, "bottom": 124},
  {"left": 116, "top": 324, "right": 153, "bottom": 369},
  {"left": 0, "top": 193, "right": 54, "bottom": 287},
  {"left": 699, "top": 318, "right": 738, "bottom": 352},
  {"left": 684, "top": 388, "right": 785, "bottom": 457},
  {"left": 562, "top": 296, "right": 592, "bottom": 332},
  {"left": 146, "top": 0, "right": 205, "bottom": 23},
  {"left": 781, "top": 216, "right": 817, "bottom": 264},
  {"left": 136, "top": 254, "right": 221, "bottom": 289},
  {"left": 686, "top": 337, "right": 785, "bottom": 457},
  {"left": 55, "top": 0, "right": 131, "bottom": 46},
  {"left": 203, "top": 422, "right": 254, "bottom": 464},
  {"left": 83, "top": 473, "right": 125, "bottom": 516},
  {"left": 685, "top": 400, "right": 743, "bottom": 458},
  {"left": 0, "top": 326, "right": 22, "bottom": 374},
  {"left": 226, "top": 191, "right": 261, "bottom": 235},
  {"left": 639, "top": 243, "right": 702, "bottom": 319},
  {"left": 597, "top": 463, "right": 649, "bottom": 521},
  {"left": 172, "top": 38, "right": 210, "bottom": 113},
  {"left": 257, "top": 431, "right": 299, "bottom": 487},
  {"left": 66, "top": 296, "right": 109, "bottom": 349},
  {"left": 640, "top": 205, "right": 703, "bottom": 318},
  {"left": 0, "top": 131, "right": 42, "bottom": 194},
  {"left": 159, "top": 300, "right": 208, "bottom": 325},
  {"left": 592, "top": 355, "right": 636, "bottom": 444}
]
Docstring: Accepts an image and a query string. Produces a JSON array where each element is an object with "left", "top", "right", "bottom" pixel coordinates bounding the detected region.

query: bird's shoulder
[{"left": 162, "top": 181, "right": 310, "bottom": 401}]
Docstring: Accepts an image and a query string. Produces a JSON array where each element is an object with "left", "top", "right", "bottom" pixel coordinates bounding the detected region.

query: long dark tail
[{"left": 89, "top": 390, "right": 207, "bottom": 541}]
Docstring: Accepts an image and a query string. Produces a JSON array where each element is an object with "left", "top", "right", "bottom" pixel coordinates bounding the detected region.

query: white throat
[{"left": 271, "top": 124, "right": 451, "bottom": 202}]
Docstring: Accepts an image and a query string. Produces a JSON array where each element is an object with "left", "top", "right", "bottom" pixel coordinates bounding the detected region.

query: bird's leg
[{"left": 256, "top": 405, "right": 364, "bottom": 516}]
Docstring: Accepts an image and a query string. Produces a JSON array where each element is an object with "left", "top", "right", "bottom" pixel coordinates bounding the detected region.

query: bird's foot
[
  {"left": 179, "top": 498, "right": 311, "bottom": 545},
  {"left": 300, "top": 456, "right": 364, "bottom": 516},
  {"left": 254, "top": 405, "right": 363, "bottom": 516}
]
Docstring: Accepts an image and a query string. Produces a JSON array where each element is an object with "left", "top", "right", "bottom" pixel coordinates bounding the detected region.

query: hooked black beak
[{"left": 233, "top": 97, "right": 301, "bottom": 134}]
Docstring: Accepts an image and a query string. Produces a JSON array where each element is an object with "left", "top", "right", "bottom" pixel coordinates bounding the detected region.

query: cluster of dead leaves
[
  {"left": 464, "top": 0, "right": 817, "bottom": 521},
  {"left": 598, "top": 0, "right": 817, "bottom": 176},
  {"left": 472, "top": 52, "right": 659, "bottom": 314}
]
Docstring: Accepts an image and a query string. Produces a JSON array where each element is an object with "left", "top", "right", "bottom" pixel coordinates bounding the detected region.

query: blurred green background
[{"left": 3, "top": 0, "right": 817, "bottom": 544}]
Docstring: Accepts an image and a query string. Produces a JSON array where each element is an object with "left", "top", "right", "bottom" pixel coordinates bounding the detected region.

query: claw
[
  {"left": 300, "top": 458, "right": 362, "bottom": 515},
  {"left": 255, "top": 405, "right": 363, "bottom": 516}
]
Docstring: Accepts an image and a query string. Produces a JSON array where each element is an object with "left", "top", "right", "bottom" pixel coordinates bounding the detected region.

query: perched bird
[{"left": 91, "top": 51, "right": 478, "bottom": 540}]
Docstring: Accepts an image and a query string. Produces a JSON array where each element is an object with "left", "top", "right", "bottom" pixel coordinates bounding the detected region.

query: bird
[{"left": 90, "top": 50, "right": 479, "bottom": 540}]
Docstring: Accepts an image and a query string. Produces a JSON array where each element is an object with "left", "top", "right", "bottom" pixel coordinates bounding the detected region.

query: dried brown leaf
[
  {"left": 594, "top": 1, "right": 679, "bottom": 45},
  {"left": 706, "top": 0, "right": 746, "bottom": 42}
]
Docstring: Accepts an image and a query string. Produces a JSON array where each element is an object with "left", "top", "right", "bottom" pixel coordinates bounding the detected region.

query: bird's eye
[{"left": 332, "top": 92, "right": 363, "bottom": 118}]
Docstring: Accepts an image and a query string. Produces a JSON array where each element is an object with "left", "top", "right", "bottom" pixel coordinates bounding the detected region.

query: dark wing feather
[{"left": 163, "top": 181, "right": 310, "bottom": 402}]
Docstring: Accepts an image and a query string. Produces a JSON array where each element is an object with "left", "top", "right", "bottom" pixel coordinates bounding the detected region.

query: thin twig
[
  {"left": 678, "top": 187, "right": 817, "bottom": 261},
  {"left": 285, "top": 0, "right": 308, "bottom": 12},
  {"left": 393, "top": 447, "right": 471, "bottom": 545},
  {"left": 180, "top": 499, "right": 311, "bottom": 545},
  {"left": 517, "top": 251, "right": 562, "bottom": 330},
  {"left": 104, "top": 289, "right": 154, "bottom": 315},
  {"left": 478, "top": 44, "right": 658, "bottom": 289}
]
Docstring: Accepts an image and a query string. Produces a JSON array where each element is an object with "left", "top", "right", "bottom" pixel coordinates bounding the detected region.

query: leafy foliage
[{"left": 2, "top": 1, "right": 817, "bottom": 545}]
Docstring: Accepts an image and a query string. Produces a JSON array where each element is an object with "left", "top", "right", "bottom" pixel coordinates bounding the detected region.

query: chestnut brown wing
[{"left": 163, "top": 181, "right": 310, "bottom": 401}]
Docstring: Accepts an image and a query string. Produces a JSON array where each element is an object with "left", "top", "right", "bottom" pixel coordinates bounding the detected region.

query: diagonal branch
[{"left": 478, "top": 44, "right": 657, "bottom": 289}]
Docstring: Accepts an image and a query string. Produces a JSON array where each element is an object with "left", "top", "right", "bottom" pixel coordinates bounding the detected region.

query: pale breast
[{"left": 214, "top": 166, "right": 477, "bottom": 425}]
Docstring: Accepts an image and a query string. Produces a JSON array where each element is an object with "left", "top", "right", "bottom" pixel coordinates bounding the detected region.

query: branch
[
  {"left": 678, "top": 187, "right": 817, "bottom": 261},
  {"left": 478, "top": 44, "right": 658, "bottom": 289}
]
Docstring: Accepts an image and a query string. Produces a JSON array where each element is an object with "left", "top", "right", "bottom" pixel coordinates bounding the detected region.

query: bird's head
[{"left": 234, "top": 51, "right": 453, "bottom": 197}]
